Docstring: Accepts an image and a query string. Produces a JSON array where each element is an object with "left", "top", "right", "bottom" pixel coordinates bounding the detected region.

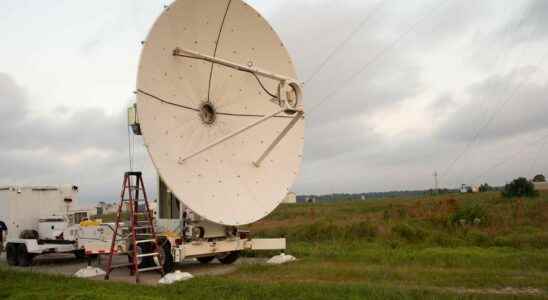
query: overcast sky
[{"left": 1, "top": 0, "right": 548, "bottom": 205}]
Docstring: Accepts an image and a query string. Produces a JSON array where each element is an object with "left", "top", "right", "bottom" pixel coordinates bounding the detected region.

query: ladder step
[
  {"left": 135, "top": 239, "right": 156, "bottom": 244},
  {"left": 137, "top": 252, "right": 160, "bottom": 258},
  {"left": 138, "top": 266, "right": 163, "bottom": 272},
  {"left": 105, "top": 173, "right": 162, "bottom": 282},
  {"left": 135, "top": 226, "right": 152, "bottom": 230}
]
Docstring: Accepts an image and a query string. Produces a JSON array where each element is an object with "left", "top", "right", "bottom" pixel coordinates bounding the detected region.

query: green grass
[
  {"left": 0, "top": 268, "right": 544, "bottom": 300},
  {"left": 2, "top": 191, "right": 548, "bottom": 299}
]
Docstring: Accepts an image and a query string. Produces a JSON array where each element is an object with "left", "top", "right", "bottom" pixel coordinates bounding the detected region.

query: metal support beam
[
  {"left": 174, "top": 47, "right": 294, "bottom": 83},
  {"left": 253, "top": 111, "right": 303, "bottom": 167},
  {"left": 178, "top": 109, "right": 285, "bottom": 163}
]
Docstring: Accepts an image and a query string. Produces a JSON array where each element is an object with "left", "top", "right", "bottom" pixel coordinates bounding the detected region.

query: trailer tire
[
  {"left": 127, "top": 244, "right": 145, "bottom": 268},
  {"left": 197, "top": 256, "right": 215, "bottom": 264},
  {"left": 6, "top": 243, "right": 18, "bottom": 266},
  {"left": 217, "top": 251, "right": 240, "bottom": 265},
  {"left": 136, "top": 243, "right": 155, "bottom": 268},
  {"left": 74, "top": 249, "right": 86, "bottom": 259},
  {"left": 160, "top": 240, "right": 174, "bottom": 273},
  {"left": 16, "top": 244, "right": 34, "bottom": 267}
]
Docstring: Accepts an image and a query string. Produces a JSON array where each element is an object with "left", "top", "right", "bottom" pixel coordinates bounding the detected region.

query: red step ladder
[{"left": 104, "top": 172, "right": 164, "bottom": 283}]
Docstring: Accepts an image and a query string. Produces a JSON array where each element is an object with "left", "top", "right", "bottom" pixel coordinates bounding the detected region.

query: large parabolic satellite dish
[{"left": 137, "top": 0, "right": 305, "bottom": 226}]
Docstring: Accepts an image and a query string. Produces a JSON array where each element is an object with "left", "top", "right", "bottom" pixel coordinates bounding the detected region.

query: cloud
[
  {"left": 0, "top": 73, "right": 155, "bottom": 205},
  {"left": 505, "top": 0, "right": 548, "bottom": 43},
  {"left": 436, "top": 66, "right": 548, "bottom": 143},
  {"left": 2, "top": 0, "right": 548, "bottom": 203}
]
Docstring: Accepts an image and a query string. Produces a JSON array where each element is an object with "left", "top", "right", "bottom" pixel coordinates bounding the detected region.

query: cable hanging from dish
[{"left": 173, "top": 52, "right": 279, "bottom": 101}]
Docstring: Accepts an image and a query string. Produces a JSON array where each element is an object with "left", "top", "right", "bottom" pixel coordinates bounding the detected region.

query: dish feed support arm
[
  {"left": 178, "top": 110, "right": 302, "bottom": 167},
  {"left": 253, "top": 111, "right": 303, "bottom": 167},
  {"left": 173, "top": 47, "right": 303, "bottom": 111},
  {"left": 172, "top": 46, "right": 305, "bottom": 167},
  {"left": 178, "top": 109, "right": 284, "bottom": 164}
]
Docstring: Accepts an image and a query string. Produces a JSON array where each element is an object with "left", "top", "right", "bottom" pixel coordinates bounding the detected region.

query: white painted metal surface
[
  {"left": 282, "top": 192, "right": 297, "bottom": 204},
  {"left": 171, "top": 237, "right": 286, "bottom": 262},
  {"left": 38, "top": 217, "right": 67, "bottom": 240},
  {"left": 137, "top": 0, "right": 304, "bottom": 226},
  {"left": 0, "top": 185, "right": 78, "bottom": 241},
  {"left": 9, "top": 238, "right": 78, "bottom": 254}
]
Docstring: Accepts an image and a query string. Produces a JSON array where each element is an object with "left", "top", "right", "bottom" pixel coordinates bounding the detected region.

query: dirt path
[
  {"left": 435, "top": 286, "right": 544, "bottom": 297},
  {"left": 0, "top": 252, "right": 266, "bottom": 285}
]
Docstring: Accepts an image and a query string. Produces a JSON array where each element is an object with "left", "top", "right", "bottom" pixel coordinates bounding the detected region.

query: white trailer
[
  {"left": 151, "top": 177, "right": 285, "bottom": 271},
  {"left": 81, "top": 176, "right": 286, "bottom": 272},
  {"left": 0, "top": 185, "right": 91, "bottom": 266}
]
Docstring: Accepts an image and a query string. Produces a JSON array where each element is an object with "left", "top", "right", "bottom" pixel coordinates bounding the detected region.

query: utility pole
[{"left": 433, "top": 171, "right": 439, "bottom": 194}]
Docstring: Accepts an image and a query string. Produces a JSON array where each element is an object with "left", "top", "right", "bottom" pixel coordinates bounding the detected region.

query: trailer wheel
[
  {"left": 128, "top": 244, "right": 144, "bottom": 268},
  {"left": 6, "top": 243, "right": 18, "bottom": 266},
  {"left": 16, "top": 244, "right": 34, "bottom": 267},
  {"left": 74, "top": 249, "right": 86, "bottom": 259},
  {"left": 135, "top": 243, "right": 155, "bottom": 268},
  {"left": 160, "top": 240, "right": 174, "bottom": 273},
  {"left": 197, "top": 256, "right": 215, "bottom": 264},
  {"left": 217, "top": 251, "right": 240, "bottom": 265}
]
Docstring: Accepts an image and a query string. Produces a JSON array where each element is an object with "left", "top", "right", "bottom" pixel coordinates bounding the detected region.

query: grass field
[{"left": 2, "top": 191, "right": 548, "bottom": 299}]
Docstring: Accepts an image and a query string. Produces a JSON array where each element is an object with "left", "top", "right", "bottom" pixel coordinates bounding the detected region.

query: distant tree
[
  {"left": 532, "top": 174, "right": 546, "bottom": 182},
  {"left": 502, "top": 177, "right": 539, "bottom": 198},
  {"left": 478, "top": 183, "right": 493, "bottom": 193}
]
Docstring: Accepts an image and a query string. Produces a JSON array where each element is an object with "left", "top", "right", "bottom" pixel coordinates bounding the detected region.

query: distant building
[
  {"left": 95, "top": 202, "right": 118, "bottom": 217},
  {"left": 75, "top": 206, "right": 97, "bottom": 219},
  {"left": 533, "top": 182, "right": 548, "bottom": 191},
  {"left": 532, "top": 174, "right": 546, "bottom": 183},
  {"left": 305, "top": 197, "right": 317, "bottom": 204},
  {"left": 138, "top": 200, "right": 158, "bottom": 218},
  {"left": 460, "top": 184, "right": 478, "bottom": 193},
  {"left": 282, "top": 192, "right": 297, "bottom": 204}
]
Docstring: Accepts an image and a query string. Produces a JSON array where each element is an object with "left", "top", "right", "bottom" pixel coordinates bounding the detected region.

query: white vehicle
[{"left": 0, "top": 185, "right": 106, "bottom": 266}]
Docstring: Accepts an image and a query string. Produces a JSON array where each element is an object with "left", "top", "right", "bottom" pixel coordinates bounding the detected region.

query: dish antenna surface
[{"left": 137, "top": 0, "right": 305, "bottom": 226}]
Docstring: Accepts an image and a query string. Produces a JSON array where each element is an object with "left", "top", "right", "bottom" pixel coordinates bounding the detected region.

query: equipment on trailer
[
  {"left": 99, "top": 0, "right": 304, "bottom": 277},
  {"left": 135, "top": 0, "right": 304, "bottom": 227}
]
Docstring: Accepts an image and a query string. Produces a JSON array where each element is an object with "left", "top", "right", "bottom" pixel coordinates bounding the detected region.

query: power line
[
  {"left": 434, "top": 171, "right": 439, "bottom": 192},
  {"left": 304, "top": 0, "right": 388, "bottom": 84},
  {"left": 127, "top": 122, "right": 134, "bottom": 171},
  {"left": 308, "top": 0, "right": 453, "bottom": 115},
  {"left": 442, "top": 48, "right": 548, "bottom": 183},
  {"left": 528, "top": 134, "right": 548, "bottom": 176},
  {"left": 472, "top": 132, "right": 548, "bottom": 183},
  {"left": 440, "top": 4, "right": 538, "bottom": 183}
]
